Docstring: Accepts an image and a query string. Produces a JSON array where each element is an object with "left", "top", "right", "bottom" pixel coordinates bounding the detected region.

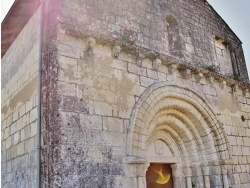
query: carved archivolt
[
  {"left": 127, "top": 81, "right": 231, "bottom": 187},
  {"left": 129, "top": 82, "right": 230, "bottom": 159}
]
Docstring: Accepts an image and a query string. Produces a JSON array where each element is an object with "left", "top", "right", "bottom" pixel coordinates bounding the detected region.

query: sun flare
[{"left": 151, "top": 164, "right": 171, "bottom": 185}]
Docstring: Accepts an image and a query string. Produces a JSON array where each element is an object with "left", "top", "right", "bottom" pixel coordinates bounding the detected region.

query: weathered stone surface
[
  {"left": 1, "top": 5, "right": 39, "bottom": 187},
  {"left": 2, "top": 0, "right": 250, "bottom": 188}
]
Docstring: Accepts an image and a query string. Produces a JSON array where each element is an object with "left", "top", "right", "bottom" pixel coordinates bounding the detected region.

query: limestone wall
[
  {"left": 221, "top": 88, "right": 250, "bottom": 187},
  {"left": 49, "top": 31, "right": 250, "bottom": 187},
  {"left": 1, "top": 8, "right": 40, "bottom": 188},
  {"left": 2, "top": 0, "right": 249, "bottom": 188},
  {"left": 59, "top": 0, "right": 248, "bottom": 82}
]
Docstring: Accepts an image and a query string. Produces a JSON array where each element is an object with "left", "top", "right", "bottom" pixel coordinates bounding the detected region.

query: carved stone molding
[
  {"left": 123, "top": 156, "right": 147, "bottom": 164},
  {"left": 243, "top": 88, "right": 249, "bottom": 96},
  {"left": 208, "top": 76, "right": 214, "bottom": 84},
  {"left": 169, "top": 64, "right": 178, "bottom": 75},
  {"left": 136, "top": 53, "right": 145, "bottom": 66},
  {"left": 195, "top": 72, "right": 204, "bottom": 83},
  {"left": 87, "top": 37, "right": 96, "bottom": 49},
  {"left": 152, "top": 58, "right": 162, "bottom": 71},
  {"left": 231, "top": 84, "right": 238, "bottom": 92},
  {"left": 112, "top": 45, "right": 122, "bottom": 58},
  {"left": 220, "top": 81, "right": 227, "bottom": 90}
]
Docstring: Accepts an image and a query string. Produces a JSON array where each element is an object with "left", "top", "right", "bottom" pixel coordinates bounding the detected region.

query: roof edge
[
  {"left": 205, "top": 0, "right": 242, "bottom": 44},
  {"left": 1, "top": 0, "right": 40, "bottom": 57}
]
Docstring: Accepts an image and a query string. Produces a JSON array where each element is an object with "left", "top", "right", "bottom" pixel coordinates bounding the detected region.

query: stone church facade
[{"left": 1, "top": 0, "right": 250, "bottom": 188}]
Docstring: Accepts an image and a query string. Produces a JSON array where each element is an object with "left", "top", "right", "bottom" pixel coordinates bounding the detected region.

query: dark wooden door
[{"left": 146, "top": 163, "right": 174, "bottom": 188}]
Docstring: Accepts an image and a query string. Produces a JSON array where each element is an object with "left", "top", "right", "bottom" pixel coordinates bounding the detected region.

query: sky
[
  {"left": 1, "top": 0, "right": 250, "bottom": 76},
  {"left": 1, "top": 0, "right": 15, "bottom": 20}
]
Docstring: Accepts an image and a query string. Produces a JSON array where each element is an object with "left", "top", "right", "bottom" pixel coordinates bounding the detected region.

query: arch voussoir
[{"left": 128, "top": 82, "right": 231, "bottom": 163}]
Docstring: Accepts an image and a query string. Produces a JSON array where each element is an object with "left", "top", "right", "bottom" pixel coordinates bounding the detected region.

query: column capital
[
  {"left": 202, "top": 166, "right": 210, "bottom": 176},
  {"left": 171, "top": 164, "right": 183, "bottom": 177},
  {"left": 221, "top": 165, "right": 228, "bottom": 175}
]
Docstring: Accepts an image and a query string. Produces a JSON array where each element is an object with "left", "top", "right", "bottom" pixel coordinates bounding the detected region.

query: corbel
[
  {"left": 152, "top": 58, "right": 162, "bottom": 71},
  {"left": 136, "top": 53, "right": 145, "bottom": 66},
  {"left": 220, "top": 81, "right": 227, "bottom": 90},
  {"left": 87, "top": 37, "right": 96, "bottom": 50},
  {"left": 195, "top": 72, "right": 204, "bottom": 83},
  {"left": 243, "top": 88, "right": 249, "bottom": 97},
  {"left": 231, "top": 84, "right": 238, "bottom": 92},
  {"left": 208, "top": 76, "right": 214, "bottom": 84},
  {"left": 169, "top": 64, "right": 178, "bottom": 75},
  {"left": 112, "top": 45, "right": 122, "bottom": 58}
]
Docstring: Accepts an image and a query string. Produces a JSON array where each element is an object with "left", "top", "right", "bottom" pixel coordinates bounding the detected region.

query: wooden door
[{"left": 146, "top": 163, "right": 174, "bottom": 188}]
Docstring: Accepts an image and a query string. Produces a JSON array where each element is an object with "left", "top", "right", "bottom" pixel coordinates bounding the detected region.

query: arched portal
[{"left": 126, "top": 81, "right": 231, "bottom": 188}]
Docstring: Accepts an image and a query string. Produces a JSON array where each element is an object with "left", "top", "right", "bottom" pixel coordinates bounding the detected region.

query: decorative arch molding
[
  {"left": 147, "top": 130, "right": 182, "bottom": 164},
  {"left": 127, "top": 81, "right": 231, "bottom": 162},
  {"left": 147, "top": 130, "right": 182, "bottom": 158}
]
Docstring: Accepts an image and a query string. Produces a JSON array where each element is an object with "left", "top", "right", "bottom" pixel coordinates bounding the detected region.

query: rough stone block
[
  {"left": 29, "top": 108, "right": 37, "bottom": 123},
  {"left": 203, "top": 85, "right": 217, "bottom": 96},
  {"left": 1, "top": 119, "right": 7, "bottom": 131},
  {"left": 233, "top": 146, "right": 243, "bottom": 155},
  {"left": 158, "top": 72, "right": 167, "bottom": 81},
  {"left": 3, "top": 127, "right": 10, "bottom": 140},
  {"left": 22, "top": 114, "right": 28, "bottom": 127},
  {"left": 140, "top": 76, "right": 155, "bottom": 87},
  {"left": 21, "top": 125, "right": 31, "bottom": 141},
  {"left": 103, "top": 132, "right": 125, "bottom": 147},
  {"left": 57, "top": 43, "right": 81, "bottom": 59},
  {"left": 94, "top": 101, "right": 113, "bottom": 116},
  {"left": 128, "top": 63, "right": 147, "bottom": 76},
  {"left": 10, "top": 122, "right": 17, "bottom": 135},
  {"left": 228, "top": 136, "right": 237, "bottom": 145},
  {"left": 236, "top": 137, "right": 243, "bottom": 146},
  {"left": 186, "top": 43, "right": 195, "bottom": 53},
  {"left": 99, "top": 89, "right": 116, "bottom": 104},
  {"left": 7, "top": 115, "right": 13, "bottom": 127},
  {"left": 25, "top": 99, "right": 33, "bottom": 113},
  {"left": 103, "top": 117, "right": 124, "bottom": 133},
  {"left": 147, "top": 69, "right": 158, "bottom": 79},
  {"left": 16, "top": 142, "right": 25, "bottom": 156},
  {"left": 80, "top": 113, "right": 102, "bottom": 130},
  {"left": 2, "top": 140, "right": 6, "bottom": 152},
  {"left": 242, "top": 147, "right": 250, "bottom": 155},
  {"left": 118, "top": 53, "right": 135, "bottom": 63},
  {"left": 238, "top": 127, "right": 247, "bottom": 137},
  {"left": 13, "top": 111, "right": 19, "bottom": 122},
  {"left": 19, "top": 105, "right": 26, "bottom": 118},
  {"left": 30, "top": 121, "right": 37, "bottom": 137},
  {"left": 141, "top": 59, "right": 152, "bottom": 69},
  {"left": 25, "top": 137, "right": 35, "bottom": 153},
  {"left": 112, "top": 59, "right": 127, "bottom": 70},
  {"left": 58, "top": 81, "right": 77, "bottom": 96},
  {"left": 16, "top": 118, "right": 23, "bottom": 132},
  {"left": 13, "top": 131, "right": 20, "bottom": 145}
]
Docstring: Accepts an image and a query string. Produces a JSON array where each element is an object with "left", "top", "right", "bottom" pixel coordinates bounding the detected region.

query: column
[
  {"left": 137, "top": 162, "right": 150, "bottom": 188},
  {"left": 222, "top": 165, "right": 229, "bottom": 188},
  {"left": 202, "top": 166, "right": 211, "bottom": 188},
  {"left": 184, "top": 165, "right": 192, "bottom": 188},
  {"left": 171, "top": 164, "right": 184, "bottom": 188},
  {"left": 137, "top": 176, "right": 146, "bottom": 188}
]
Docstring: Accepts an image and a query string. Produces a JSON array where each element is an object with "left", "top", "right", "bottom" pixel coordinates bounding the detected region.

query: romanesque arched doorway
[{"left": 126, "top": 82, "right": 232, "bottom": 188}]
